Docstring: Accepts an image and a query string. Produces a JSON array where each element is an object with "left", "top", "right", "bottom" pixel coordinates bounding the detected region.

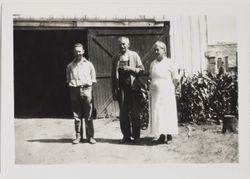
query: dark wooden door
[
  {"left": 14, "top": 30, "right": 88, "bottom": 118},
  {"left": 88, "top": 24, "right": 170, "bottom": 117}
]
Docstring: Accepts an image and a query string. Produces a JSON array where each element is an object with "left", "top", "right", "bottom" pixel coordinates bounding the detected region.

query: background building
[
  {"left": 13, "top": 15, "right": 235, "bottom": 118},
  {"left": 205, "top": 43, "right": 237, "bottom": 75}
]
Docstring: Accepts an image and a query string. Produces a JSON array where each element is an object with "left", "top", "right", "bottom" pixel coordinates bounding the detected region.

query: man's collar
[
  {"left": 73, "top": 57, "right": 87, "bottom": 64},
  {"left": 119, "top": 50, "right": 130, "bottom": 56}
]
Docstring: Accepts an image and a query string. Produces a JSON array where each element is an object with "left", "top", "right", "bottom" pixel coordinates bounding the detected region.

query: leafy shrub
[
  {"left": 176, "top": 70, "right": 238, "bottom": 124},
  {"left": 139, "top": 86, "right": 150, "bottom": 130},
  {"left": 207, "top": 70, "right": 238, "bottom": 120},
  {"left": 127, "top": 78, "right": 150, "bottom": 130}
]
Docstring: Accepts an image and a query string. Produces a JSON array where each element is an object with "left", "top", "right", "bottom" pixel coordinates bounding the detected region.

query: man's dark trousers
[
  {"left": 70, "top": 86, "right": 94, "bottom": 139},
  {"left": 118, "top": 85, "right": 140, "bottom": 140}
]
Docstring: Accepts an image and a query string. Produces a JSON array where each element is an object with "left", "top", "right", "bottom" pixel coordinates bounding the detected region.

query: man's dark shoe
[
  {"left": 133, "top": 138, "right": 141, "bottom": 143},
  {"left": 88, "top": 137, "right": 96, "bottom": 144},
  {"left": 119, "top": 137, "right": 131, "bottom": 144}
]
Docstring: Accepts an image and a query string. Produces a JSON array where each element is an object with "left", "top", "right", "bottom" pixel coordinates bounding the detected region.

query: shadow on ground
[
  {"left": 27, "top": 137, "right": 161, "bottom": 146},
  {"left": 96, "top": 137, "right": 159, "bottom": 146},
  {"left": 27, "top": 138, "right": 72, "bottom": 143}
]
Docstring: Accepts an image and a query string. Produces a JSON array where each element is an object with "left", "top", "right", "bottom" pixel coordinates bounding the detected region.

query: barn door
[
  {"left": 14, "top": 30, "right": 88, "bottom": 118},
  {"left": 88, "top": 24, "right": 170, "bottom": 118}
]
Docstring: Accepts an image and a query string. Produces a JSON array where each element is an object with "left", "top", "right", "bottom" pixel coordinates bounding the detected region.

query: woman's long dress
[{"left": 149, "top": 57, "right": 178, "bottom": 137}]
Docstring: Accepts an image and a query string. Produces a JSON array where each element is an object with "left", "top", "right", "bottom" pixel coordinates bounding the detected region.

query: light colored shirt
[
  {"left": 66, "top": 57, "right": 96, "bottom": 87},
  {"left": 119, "top": 52, "right": 129, "bottom": 62},
  {"left": 111, "top": 50, "right": 144, "bottom": 95}
]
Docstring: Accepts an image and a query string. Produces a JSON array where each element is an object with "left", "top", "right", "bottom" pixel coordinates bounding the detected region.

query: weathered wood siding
[{"left": 88, "top": 26, "right": 170, "bottom": 117}]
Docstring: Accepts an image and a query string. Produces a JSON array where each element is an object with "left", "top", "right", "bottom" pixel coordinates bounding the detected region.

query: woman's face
[{"left": 154, "top": 45, "right": 165, "bottom": 59}]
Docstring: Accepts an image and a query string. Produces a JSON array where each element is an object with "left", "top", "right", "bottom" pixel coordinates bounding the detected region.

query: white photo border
[{"left": 1, "top": 1, "right": 250, "bottom": 179}]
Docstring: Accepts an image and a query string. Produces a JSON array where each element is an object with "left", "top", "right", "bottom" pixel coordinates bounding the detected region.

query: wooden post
[{"left": 222, "top": 115, "right": 238, "bottom": 134}]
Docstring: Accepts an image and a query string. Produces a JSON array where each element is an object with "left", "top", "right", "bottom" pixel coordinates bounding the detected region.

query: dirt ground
[{"left": 15, "top": 118, "right": 238, "bottom": 164}]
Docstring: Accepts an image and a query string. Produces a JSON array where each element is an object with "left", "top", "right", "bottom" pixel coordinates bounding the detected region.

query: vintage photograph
[
  {"left": 13, "top": 14, "right": 238, "bottom": 164},
  {"left": 1, "top": 2, "right": 250, "bottom": 179}
]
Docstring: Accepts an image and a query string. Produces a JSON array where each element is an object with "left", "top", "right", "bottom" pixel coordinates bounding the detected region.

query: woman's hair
[{"left": 154, "top": 41, "right": 167, "bottom": 52}]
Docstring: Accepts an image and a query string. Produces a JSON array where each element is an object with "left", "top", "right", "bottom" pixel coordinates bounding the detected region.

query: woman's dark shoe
[
  {"left": 157, "top": 134, "right": 166, "bottom": 144},
  {"left": 166, "top": 134, "right": 172, "bottom": 144}
]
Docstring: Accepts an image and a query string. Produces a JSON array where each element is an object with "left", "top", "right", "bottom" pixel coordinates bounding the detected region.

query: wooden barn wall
[
  {"left": 13, "top": 15, "right": 209, "bottom": 119},
  {"left": 88, "top": 26, "right": 170, "bottom": 117}
]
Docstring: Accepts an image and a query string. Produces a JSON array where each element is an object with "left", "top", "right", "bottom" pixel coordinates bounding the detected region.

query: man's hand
[
  {"left": 122, "top": 66, "right": 132, "bottom": 72},
  {"left": 173, "top": 78, "right": 178, "bottom": 88},
  {"left": 112, "top": 89, "right": 120, "bottom": 101}
]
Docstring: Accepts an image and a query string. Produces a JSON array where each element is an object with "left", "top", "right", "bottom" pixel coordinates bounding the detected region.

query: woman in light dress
[{"left": 149, "top": 41, "right": 178, "bottom": 144}]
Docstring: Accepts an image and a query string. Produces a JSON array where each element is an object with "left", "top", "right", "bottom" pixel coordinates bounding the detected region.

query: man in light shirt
[{"left": 66, "top": 43, "right": 97, "bottom": 144}]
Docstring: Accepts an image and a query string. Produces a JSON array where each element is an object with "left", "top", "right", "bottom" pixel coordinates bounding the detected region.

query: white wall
[{"left": 170, "top": 15, "right": 208, "bottom": 75}]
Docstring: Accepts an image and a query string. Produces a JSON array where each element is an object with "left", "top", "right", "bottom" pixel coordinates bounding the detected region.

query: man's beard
[
  {"left": 120, "top": 48, "right": 127, "bottom": 54},
  {"left": 76, "top": 55, "right": 82, "bottom": 59}
]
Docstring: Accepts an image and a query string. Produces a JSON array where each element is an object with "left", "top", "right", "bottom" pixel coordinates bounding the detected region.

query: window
[
  {"left": 224, "top": 56, "right": 229, "bottom": 72},
  {"left": 208, "top": 57, "right": 216, "bottom": 73}
]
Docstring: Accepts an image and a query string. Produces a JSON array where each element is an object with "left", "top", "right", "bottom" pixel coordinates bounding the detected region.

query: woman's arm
[{"left": 170, "top": 60, "right": 179, "bottom": 87}]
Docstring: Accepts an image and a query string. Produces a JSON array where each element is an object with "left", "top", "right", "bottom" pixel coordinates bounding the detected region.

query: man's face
[
  {"left": 74, "top": 46, "right": 84, "bottom": 59},
  {"left": 119, "top": 39, "right": 129, "bottom": 54}
]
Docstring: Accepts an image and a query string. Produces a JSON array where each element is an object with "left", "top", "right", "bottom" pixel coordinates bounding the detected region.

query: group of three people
[{"left": 66, "top": 37, "right": 178, "bottom": 145}]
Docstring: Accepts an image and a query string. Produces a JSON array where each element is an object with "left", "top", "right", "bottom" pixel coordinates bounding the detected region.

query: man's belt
[
  {"left": 80, "top": 84, "right": 92, "bottom": 88},
  {"left": 71, "top": 84, "right": 92, "bottom": 88}
]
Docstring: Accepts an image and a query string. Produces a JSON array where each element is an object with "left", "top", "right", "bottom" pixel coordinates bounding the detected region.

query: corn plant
[{"left": 176, "top": 70, "right": 238, "bottom": 124}]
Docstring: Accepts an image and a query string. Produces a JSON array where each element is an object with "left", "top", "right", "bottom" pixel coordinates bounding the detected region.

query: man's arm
[
  {"left": 170, "top": 60, "right": 179, "bottom": 87},
  {"left": 123, "top": 52, "right": 144, "bottom": 75},
  {"left": 89, "top": 62, "right": 97, "bottom": 85},
  {"left": 66, "top": 65, "right": 70, "bottom": 83},
  {"left": 111, "top": 57, "right": 119, "bottom": 101}
]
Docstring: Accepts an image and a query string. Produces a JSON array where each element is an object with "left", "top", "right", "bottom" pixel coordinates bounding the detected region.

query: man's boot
[{"left": 72, "top": 133, "right": 81, "bottom": 144}]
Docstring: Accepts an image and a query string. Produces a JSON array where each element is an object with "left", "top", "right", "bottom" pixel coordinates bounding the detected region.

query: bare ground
[{"left": 15, "top": 118, "right": 238, "bottom": 164}]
